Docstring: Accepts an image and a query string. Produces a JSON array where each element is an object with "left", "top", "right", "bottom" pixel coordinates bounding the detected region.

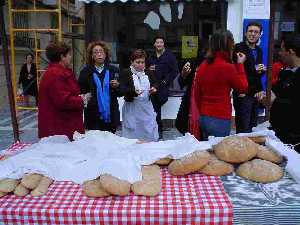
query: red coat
[
  {"left": 194, "top": 52, "right": 248, "bottom": 120},
  {"left": 38, "top": 63, "right": 84, "bottom": 140}
]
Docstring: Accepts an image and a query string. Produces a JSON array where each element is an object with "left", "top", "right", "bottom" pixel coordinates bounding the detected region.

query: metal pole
[
  {"left": 265, "top": 0, "right": 275, "bottom": 121},
  {"left": 0, "top": 1, "right": 20, "bottom": 142}
]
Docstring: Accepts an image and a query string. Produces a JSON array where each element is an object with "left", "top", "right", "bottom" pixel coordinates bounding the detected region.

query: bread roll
[
  {"left": 131, "top": 165, "right": 161, "bottom": 196},
  {"left": 21, "top": 173, "right": 43, "bottom": 189},
  {"left": 100, "top": 174, "right": 131, "bottom": 196},
  {"left": 31, "top": 176, "right": 53, "bottom": 197},
  {"left": 236, "top": 159, "right": 283, "bottom": 183},
  {"left": 0, "top": 179, "right": 19, "bottom": 193},
  {"left": 248, "top": 136, "right": 266, "bottom": 145},
  {"left": 214, "top": 136, "right": 258, "bottom": 163},
  {"left": 0, "top": 191, "right": 7, "bottom": 198},
  {"left": 14, "top": 184, "right": 30, "bottom": 197},
  {"left": 82, "top": 179, "right": 110, "bottom": 197},
  {"left": 155, "top": 157, "right": 173, "bottom": 166},
  {"left": 200, "top": 154, "right": 234, "bottom": 176},
  {"left": 168, "top": 150, "right": 210, "bottom": 176},
  {"left": 256, "top": 145, "right": 283, "bottom": 164}
]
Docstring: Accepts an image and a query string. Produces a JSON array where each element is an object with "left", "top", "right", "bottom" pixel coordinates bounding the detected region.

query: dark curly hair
[{"left": 86, "top": 41, "right": 110, "bottom": 66}]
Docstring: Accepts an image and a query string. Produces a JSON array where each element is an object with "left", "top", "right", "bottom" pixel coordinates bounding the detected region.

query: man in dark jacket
[
  {"left": 233, "top": 22, "right": 265, "bottom": 133},
  {"left": 147, "top": 36, "right": 179, "bottom": 139},
  {"left": 269, "top": 34, "right": 300, "bottom": 153}
]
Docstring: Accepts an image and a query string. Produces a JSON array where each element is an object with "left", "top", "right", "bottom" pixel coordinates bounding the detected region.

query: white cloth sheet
[{"left": 0, "top": 131, "right": 210, "bottom": 184}]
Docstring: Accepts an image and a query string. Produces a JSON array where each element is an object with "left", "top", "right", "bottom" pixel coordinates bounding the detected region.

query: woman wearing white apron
[{"left": 120, "top": 49, "right": 159, "bottom": 141}]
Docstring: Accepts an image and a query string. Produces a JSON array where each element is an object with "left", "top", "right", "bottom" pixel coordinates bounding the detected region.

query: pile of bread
[
  {"left": 0, "top": 174, "right": 53, "bottom": 198},
  {"left": 0, "top": 135, "right": 284, "bottom": 199},
  {"left": 165, "top": 135, "right": 284, "bottom": 183}
]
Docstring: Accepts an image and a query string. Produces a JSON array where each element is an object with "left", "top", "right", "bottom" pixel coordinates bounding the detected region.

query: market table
[{"left": 0, "top": 143, "right": 232, "bottom": 225}]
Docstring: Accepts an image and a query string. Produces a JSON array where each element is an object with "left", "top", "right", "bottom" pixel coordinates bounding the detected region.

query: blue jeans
[{"left": 199, "top": 115, "right": 231, "bottom": 140}]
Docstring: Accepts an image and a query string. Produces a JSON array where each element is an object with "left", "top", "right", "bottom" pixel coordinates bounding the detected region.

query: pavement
[{"left": 0, "top": 105, "right": 182, "bottom": 151}]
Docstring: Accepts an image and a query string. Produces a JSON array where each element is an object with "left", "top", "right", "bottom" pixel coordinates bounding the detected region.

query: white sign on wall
[{"left": 243, "top": 0, "right": 270, "bottom": 19}]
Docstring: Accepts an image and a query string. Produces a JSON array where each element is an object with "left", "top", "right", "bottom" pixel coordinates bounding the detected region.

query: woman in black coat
[
  {"left": 18, "top": 53, "right": 38, "bottom": 106},
  {"left": 78, "top": 41, "right": 122, "bottom": 133}
]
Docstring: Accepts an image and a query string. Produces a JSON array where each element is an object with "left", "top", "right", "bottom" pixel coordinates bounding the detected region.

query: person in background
[
  {"left": 193, "top": 30, "right": 248, "bottom": 140},
  {"left": 120, "top": 49, "right": 159, "bottom": 141},
  {"left": 78, "top": 41, "right": 122, "bottom": 133},
  {"left": 264, "top": 34, "right": 300, "bottom": 153},
  {"left": 272, "top": 44, "right": 286, "bottom": 86},
  {"left": 175, "top": 51, "right": 206, "bottom": 136},
  {"left": 18, "top": 53, "right": 38, "bottom": 106},
  {"left": 233, "top": 22, "right": 265, "bottom": 133},
  {"left": 147, "top": 36, "right": 179, "bottom": 139},
  {"left": 38, "top": 42, "right": 88, "bottom": 140}
]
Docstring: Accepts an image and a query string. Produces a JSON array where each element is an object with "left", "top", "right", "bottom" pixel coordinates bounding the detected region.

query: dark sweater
[{"left": 234, "top": 42, "right": 263, "bottom": 96}]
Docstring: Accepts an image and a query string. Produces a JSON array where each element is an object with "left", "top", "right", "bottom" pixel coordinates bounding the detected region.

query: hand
[
  {"left": 181, "top": 62, "right": 191, "bottom": 78},
  {"left": 135, "top": 90, "right": 144, "bottom": 95},
  {"left": 255, "top": 91, "right": 266, "bottom": 102},
  {"left": 110, "top": 79, "right": 119, "bottom": 88},
  {"left": 237, "top": 52, "right": 246, "bottom": 64},
  {"left": 80, "top": 93, "right": 91, "bottom": 108},
  {"left": 257, "top": 91, "right": 276, "bottom": 107},
  {"left": 149, "top": 87, "right": 157, "bottom": 95},
  {"left": 149, "top": 65, "right": 156, "bottom": 71},
  {"left": 255, "top": 64, "right": 266, "bottom": 74}
]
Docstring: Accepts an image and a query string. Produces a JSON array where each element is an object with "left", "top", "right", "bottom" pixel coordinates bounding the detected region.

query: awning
[{"left": 79, "top": 0, "right": 217, "bottom": 3}]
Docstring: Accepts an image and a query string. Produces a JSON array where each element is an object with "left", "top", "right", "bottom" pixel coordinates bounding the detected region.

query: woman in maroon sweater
[
  {"left": 38, "top": 42, "right": 88, "bottom": 140},
  {"left": 193, "top": 30, "right": 248, "bottom": 140}
]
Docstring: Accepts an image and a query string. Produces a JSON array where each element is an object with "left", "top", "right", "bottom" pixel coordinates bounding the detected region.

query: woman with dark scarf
[{"left": 78, "top": 41, "right": 122, "bottom": 133}]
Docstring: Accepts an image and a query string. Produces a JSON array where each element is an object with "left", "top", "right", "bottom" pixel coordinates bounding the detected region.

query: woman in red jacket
[
  {"left": 38, "top": 42, "right": 89, "bottom": 140},
  {"left": 193, "top": 30, "right": 248, "bottom": 140}
]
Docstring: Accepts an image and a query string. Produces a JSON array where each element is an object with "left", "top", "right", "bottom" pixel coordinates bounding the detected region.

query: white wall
[{"left": 227, "top": 0, "right": 244, "bottom": 43}]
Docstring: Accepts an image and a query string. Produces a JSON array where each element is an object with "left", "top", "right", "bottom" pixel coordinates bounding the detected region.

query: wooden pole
[
  {"left": 0, "top": 1, "right": 20, "bottom": 142},
  {"left": 265, "top": 0, "right": 275, "bottom": 121}
]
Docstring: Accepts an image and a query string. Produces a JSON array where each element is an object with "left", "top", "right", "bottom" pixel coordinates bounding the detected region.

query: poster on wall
[
  {"left": 182, "top": 36, "right": 198, "bottom": 59},
  {"left": 243, "top": 0, "right": 270, "bottom": 19}
]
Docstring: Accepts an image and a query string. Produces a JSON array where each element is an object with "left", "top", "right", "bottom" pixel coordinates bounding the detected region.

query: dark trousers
[
  {"left": 151, "top": 96, "right": 165, "bottom": 137},
  {"left": 233, "top": 94, "right": 258, "bottom": 133}
]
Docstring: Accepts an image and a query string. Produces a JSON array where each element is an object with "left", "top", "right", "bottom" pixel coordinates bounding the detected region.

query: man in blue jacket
[
  {"left": 148, "top": 37, "right": 179, "bottom": 139},
  {"left": 233, "top": 22, "right": 266, "bottom": 133}
]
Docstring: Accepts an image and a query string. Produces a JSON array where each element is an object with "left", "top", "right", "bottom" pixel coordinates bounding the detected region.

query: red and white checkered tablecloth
[{"left": 0, "top": 143, "right": 233, "bottom": 225}]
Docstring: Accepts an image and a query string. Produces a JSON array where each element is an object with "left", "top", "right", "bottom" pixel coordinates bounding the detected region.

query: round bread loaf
[
  {"left": 236, "top": 159, "right": 283, "bottom": 183},
  {"left": 200, "top": 154, "right": 234, "bottom": 176},
  {"left": 214, "top": 136, "right": 258, "bottom": 163},
  {"left": 256, "top": 145, "right": 283, "bottom": 164},
  {"left": 168, "top": 150, "right": 210, "bottom": 176}
]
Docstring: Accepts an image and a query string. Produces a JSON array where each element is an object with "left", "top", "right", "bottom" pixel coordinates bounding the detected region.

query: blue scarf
[{"left": 93, "top": 69, "right": 111, "bottom": 123}]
